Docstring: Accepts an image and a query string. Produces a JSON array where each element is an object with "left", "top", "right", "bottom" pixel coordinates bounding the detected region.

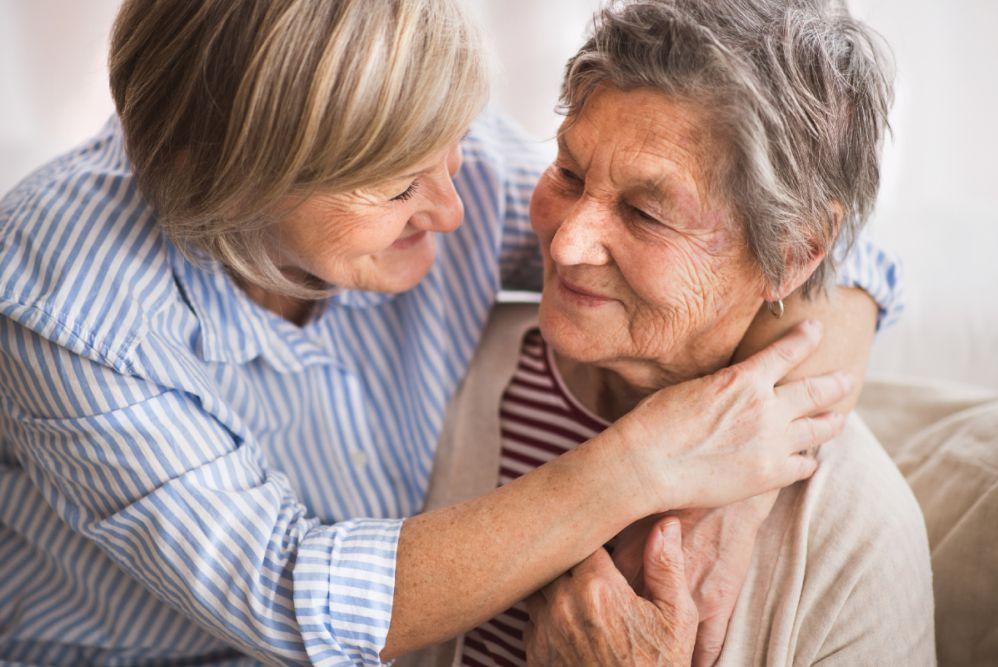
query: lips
[
  {"left": 557, "top": 276, "right": 614, "bottom": 302},
  {"left": 391, "top": 230, "right": 427, "bottom": 250}
]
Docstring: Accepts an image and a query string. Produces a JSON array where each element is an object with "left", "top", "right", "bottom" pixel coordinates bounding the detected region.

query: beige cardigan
[{"left": 397, "top": 304, "right": 936, "bottom": 666}]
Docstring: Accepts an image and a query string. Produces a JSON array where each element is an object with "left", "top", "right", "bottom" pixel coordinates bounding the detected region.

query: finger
[
  {"left": 693, "top": 615, "right": 732, "bottom": 667},
  {"left": 540, "top": 574, "right": 571, "bottom": 603},
  {"left": 643, "top": 517, "right": 695, "bottom": 617},
  {"left": 570, "top": 547, "right": 626, "bottom": 586},
  {"left": 565, "top": 547, "right": 634, "bottom": 609},
  {"left": 736, "top": 320, "right": 822, "bottom": 386},
  {"left": 779, "top": 452, "right": 820, "bottom": 486},
  {"left": 776, "top": 371, "right": 854, "bottom": 418},
  {"left": 787, "top": 411, "right": 847, "bottom": 451}
]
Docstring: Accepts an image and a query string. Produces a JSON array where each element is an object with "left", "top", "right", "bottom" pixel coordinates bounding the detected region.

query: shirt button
[{"left": 351, "top": 450, "right": 368, "bottom": 466}]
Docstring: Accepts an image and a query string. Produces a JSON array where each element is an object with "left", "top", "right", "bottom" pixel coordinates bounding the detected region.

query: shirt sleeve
[
  {"left": 0, "top": 312, "right": 401, "bottom": 667},
  {"left": 833, "top": 231, "right": 904, "bottom": 331}
]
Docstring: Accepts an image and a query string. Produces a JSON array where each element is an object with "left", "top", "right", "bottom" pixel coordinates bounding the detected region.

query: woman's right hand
[{"left": 605, "top": 319, "right": 852, "bottom": 514}]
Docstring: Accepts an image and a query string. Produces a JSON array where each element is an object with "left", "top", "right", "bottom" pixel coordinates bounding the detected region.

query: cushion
[{"left": 859, "top": 375, "right": 998, "bottom": 665}]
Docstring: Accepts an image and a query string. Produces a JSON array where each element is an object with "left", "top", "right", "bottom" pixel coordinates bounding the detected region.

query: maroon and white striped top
[{"left": 460, "top": 328, "right": 610, "bottom": 667}]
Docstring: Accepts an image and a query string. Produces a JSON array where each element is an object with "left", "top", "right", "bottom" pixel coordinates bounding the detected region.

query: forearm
[
  {"left": 735, "top": 287, "right": 878, "bottom": 412},
  {"left": 383, "top": 432, "right": 640, "bottom": 659}
]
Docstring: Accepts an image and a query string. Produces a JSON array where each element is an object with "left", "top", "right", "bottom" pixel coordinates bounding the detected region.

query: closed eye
[
  {"left": 630, "top": 205, "right": 658, "bottom": 223},
  {"left": 391, "top": 180, "right": 419, "bottom": 202},
  {"left": 558, "top": 167, "right": 582, "bottom": 184}
]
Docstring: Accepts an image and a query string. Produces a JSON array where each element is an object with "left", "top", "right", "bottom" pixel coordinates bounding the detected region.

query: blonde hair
[{"left": 110, "top": 0, "right": 489, "bottom": 298}]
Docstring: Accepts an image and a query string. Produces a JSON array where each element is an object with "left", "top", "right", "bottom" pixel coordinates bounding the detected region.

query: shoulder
[
  {"left": 461, "top": 108, "right": 554, "bottom": 175},
  {"left": 0, "top": 118, "right": 177, "bottom": 369},
  {"left": 771, "top": 414, "right": 935, "bottom": 662},
  {"left": 452, "top": 301, "right": 541, "bottom": 402},
  {"left": 805, "top": 415, "right": 929, "bottom": 560}
]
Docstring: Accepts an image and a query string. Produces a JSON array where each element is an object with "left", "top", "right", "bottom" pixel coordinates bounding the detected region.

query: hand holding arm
[
  {"left": 604, "top": 286, "right": 879, "bottom": 666},
  {"left": 737, "top": 287, "right": 879, "bottom": 413},
  {"left": 612, "top": 495, "right": 777, "bottom": 667},
  {"left": 384, "top": 321, "right": 852, "bottom": 658},
  {"left": 524, "top": 517, "right": 698, "bottom": 666}
]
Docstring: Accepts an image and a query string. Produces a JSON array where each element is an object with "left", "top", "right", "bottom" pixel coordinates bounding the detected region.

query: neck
[
  {"left": 553, "top": 348, "right": 733, "bottom": 423},
  {"left": 231, "top": 272, "right": 318, "bottom": 327}
]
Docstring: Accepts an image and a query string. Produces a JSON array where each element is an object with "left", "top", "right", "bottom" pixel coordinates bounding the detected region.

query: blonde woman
[{"left": 0, "top": 1, "right": 899, "bottom": 664}]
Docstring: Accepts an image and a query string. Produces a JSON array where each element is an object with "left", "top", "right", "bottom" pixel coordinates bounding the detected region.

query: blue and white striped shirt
[{"left": 0, "top": 112, "right": 902, "bottom": 666}]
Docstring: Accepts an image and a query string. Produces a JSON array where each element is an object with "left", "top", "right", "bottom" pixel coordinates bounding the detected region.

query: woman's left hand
[{"left": 523, "top": 517, "right": 698, "bottom": 666}]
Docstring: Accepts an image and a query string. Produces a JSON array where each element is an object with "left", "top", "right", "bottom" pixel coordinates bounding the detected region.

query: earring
[{"left": 768, "top": 298, "right": 785, "bottom": 319}]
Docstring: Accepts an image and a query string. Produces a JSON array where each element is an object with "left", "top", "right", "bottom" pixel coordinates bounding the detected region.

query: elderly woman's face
[
  {"left": 533, "top": 86, "right": 769, "bottom": 379},
  {"left": 274, "top": 142, "right": 465, "bottom": 294}
]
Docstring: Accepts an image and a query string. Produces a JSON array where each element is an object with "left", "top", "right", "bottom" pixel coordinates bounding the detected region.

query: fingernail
[{"left": 662, "top": 519, "right": 680, "bottom": 541}]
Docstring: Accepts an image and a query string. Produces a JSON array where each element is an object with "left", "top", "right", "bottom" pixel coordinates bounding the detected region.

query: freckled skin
[{"left": 532, "top": 86, "right": 771, "bottom": 413}]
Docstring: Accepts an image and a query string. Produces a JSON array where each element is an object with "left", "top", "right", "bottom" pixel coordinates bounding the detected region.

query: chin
[
  {"left": 538, "top": 296, "right": 618, "bottom": 364},
  {"left": 361, "top": 236, "right": 438, "bottom": 293},
  {"left": 397, "top": 245, "right": 438, "bottom": 291},
  {"left": 376, "top": 263, "right": 434, "bottom": 294}
]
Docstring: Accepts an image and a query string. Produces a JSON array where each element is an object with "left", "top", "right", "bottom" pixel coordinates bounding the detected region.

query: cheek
[
  {"left": 278, "top": 208, "right": 410, "bottom": 279},
  {"left": 621, "top": 239, "right": 765, "bottom": 345},
  {"left": 529, "top": 175, "right": 566, "bottom": 251},
  {"left": 616, "top": 240, "right": 714, "bottom": 309},
  {"left": 324, "top": 214, "right": 409, "bottom": 262}
]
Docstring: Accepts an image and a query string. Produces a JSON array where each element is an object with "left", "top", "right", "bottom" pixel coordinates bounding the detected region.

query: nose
[
  {"left": 549, "top": 198, "right": 611, "bottom": 266},
  {"left": 428, "top": 184, "right": 464, "bottom": 233},
  {"left": 412, "top": 150, "right": 465, "bottom": 234}
]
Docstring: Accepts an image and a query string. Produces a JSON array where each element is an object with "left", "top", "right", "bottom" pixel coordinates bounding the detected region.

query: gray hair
[{"left": 560, "top": 0, "right": 895, "bottom": 296}]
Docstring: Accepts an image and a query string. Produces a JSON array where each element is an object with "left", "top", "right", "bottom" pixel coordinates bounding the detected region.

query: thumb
[{"left": 643, "top": 517, "right": 693, "bottom": 609}]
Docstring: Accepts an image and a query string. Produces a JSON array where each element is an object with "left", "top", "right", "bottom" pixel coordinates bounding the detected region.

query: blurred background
[{"left": 2, "top": 0, "right": 995, "bottom": 388}]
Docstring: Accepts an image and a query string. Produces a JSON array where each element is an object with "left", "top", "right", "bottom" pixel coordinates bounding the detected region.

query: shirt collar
[{"left": 168, "top": 242, "right": 392, "bottom": 373}]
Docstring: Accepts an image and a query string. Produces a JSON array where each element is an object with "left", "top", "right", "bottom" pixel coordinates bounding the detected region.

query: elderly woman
[
  {"left": 407, "top": 1, "right": 934, "bottom": 666},
  {"left": 0, "top": 1, "right": 904, "bottom": 665}
]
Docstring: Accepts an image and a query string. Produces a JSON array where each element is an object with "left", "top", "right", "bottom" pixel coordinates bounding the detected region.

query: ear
[{"left": 763, "top": 202, "right": 844, "bottom": 302}]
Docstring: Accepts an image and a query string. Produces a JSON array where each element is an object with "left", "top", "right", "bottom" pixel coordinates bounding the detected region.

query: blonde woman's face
[{"left": 275, "top": 142, "right": 465, "bottom": 294}]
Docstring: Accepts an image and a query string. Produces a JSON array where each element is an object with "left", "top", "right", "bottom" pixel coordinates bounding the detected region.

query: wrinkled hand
[
  {"left": 524, "top": 518, "right": 697, "bottom": 666},
  {"left": 606, "top": 321, "right": 851, "bottom": 515},
  {"left": 612, "top": 493, "right": 779, "bottom": 667}
]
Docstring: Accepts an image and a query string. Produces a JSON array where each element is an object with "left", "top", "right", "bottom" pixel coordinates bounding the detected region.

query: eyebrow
[
  {"left": 557, "top": 132, "right": 697, "bottom": 209},
  {"left": 630, "top": 177, "right": 676, "bottom": 202},
  {"left": 397, "top": 165, "right": 434, "bottom": 181}
]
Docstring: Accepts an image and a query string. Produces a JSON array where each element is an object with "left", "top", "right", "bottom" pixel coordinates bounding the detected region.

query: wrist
[{"left": 583, "top": 424, "right": 678, "bottom": 519}]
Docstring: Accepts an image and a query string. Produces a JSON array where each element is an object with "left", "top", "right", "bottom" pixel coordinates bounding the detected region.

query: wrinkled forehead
[{"left": 559, "top": 86, "right": 719, "bottom": 206}]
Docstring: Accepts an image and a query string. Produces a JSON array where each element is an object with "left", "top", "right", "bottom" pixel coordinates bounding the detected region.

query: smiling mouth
[
  {"left": 557, "top": 276, "right": 615, "bottom": 305},
  {"left": 391, "top": 231, "right": 427, "bottom": 250}
]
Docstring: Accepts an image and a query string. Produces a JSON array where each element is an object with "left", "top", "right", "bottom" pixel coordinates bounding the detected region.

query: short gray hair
[{"left": 561, "top": 0, "right": 894, "bottom": 295}]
